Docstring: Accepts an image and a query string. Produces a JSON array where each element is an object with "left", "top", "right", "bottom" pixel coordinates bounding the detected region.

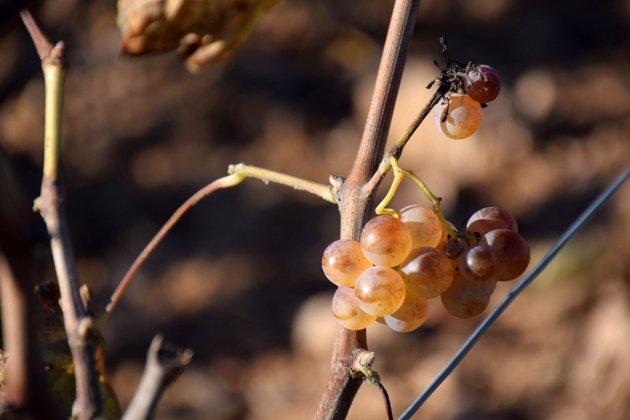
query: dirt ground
[{"left": 1, "top": 1, "right": 629, "bottom": 419}]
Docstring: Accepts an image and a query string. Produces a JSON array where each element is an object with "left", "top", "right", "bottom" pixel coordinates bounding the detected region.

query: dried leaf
[{"left": 117, "top": 0, "right": 278, "bottom": 72}]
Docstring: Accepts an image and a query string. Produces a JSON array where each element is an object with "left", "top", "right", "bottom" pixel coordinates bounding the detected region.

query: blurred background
[{"left": 1, "top": 0, "right": 629, "bottom": 418}]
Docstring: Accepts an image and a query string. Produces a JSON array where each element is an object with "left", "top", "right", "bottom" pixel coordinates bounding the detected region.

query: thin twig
[
  {"left": 373, "top": 380, "right": 394, "bottom": 420},
  {"left": 105, "top": 173, "right": 242, "bottom": 314},
  {"left": 363, "top": 87, "right": 445, "bottom": 195},
  {"left": 22, "top": 10, "right": 103, "bottom": 419},
  {"left": 315, "top": 1, "right": 421, "bottom": 419},
  {"left": 398, "top": 166, "right": 630, "bottom": 419},
  {"left": 106, "top": 162, "right": 333, "bottom": 315},
  {"left": 122, "top": 335, "right": 193, "bottom": 420}
]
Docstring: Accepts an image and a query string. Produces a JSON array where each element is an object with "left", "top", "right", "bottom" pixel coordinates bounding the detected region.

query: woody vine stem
[{"left": 101, "top": 1, "right": 424, "bottom": 418}]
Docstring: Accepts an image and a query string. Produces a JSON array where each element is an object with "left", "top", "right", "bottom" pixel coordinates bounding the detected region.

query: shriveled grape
[
  {"left": 322, "top": 239, "right": 372, "bottom": 287},
  {"left": 332, "top": 287, "right": 377, "bottom": 330},
  {"left": 384, "top": 289, "right": 429, "bottom": 333},
  {"left": 464, "top": 64, "right": 501, "bottom": 104},
  {"left": 355, "top": 266, "right": 405, "bottom": 317},
  {"left": 400, "top": 247, "right": 454, "bottom": 298},
  {"left": 360, "top": 215, "right": 412, "bottom": 267},
  {"left": 481, "top": 229, "right": 530, "bottom": 281},
  {"left": 400, "top": 205, "right": 443, "bottom": 249},
  {"left": 434, "top": 93, "right": 483, "bottom": 140},
  {"left": 441, "top": 272, "right": 497, "bottom": 318}
]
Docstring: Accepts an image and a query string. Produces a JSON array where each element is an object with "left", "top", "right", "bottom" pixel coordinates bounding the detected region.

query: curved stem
[
  {"left": 389, "top": 157, "right": 457, "bottom": 238},
  {"left": 106, "top": 163, "right": 333, "bottom": 315},
  {"left": 105, "top": 173, "right": 243, "bottom": 314},
  {"left": 375, "top": 171, "right": 404, "bottom": 217}
]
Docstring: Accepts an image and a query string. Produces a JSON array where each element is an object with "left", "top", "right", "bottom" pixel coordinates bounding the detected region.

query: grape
[
  {"left": 332, "top": 287, "right": 377, "bottom": 330},
  {"left": 355, "top": 266, "right": 405, "bottom": 317},
  {"left": 467, "top": 207, "right": 518, "bottom": 236},
  {"left": 434, "top": 93, "right": 483, "bottom": 140},
  {"left": 464, "top": 64, "right": 501, "bottom": 104},
  {"left": 384, "top": 289, "right": 429, "bottom": 333},
  {"left": 481, "top": 229, "right": 530, "bottom": 281},
  {"left": 437, "top": 220, "right": 457, "bottom": 249},
  {"left": 322, "top": 239, "right": 372, "bottom": 287},
  {"left": 444, "top": 237, "right": 464, "bottom": 259},
  {"left": 458, "top": 244, "right": 497, "bottom": 281},
  {"left": 360, "top": 215, "right": 412, "bottom": 267},
  {"left": 441, "top": 272, "right": 497, "bottom": 318},
  {"left": 400, "top": 247, "right": 454, "bottom": 298},
  {"left": 400, "top": 205, "right": 443, "bottom": 249}
]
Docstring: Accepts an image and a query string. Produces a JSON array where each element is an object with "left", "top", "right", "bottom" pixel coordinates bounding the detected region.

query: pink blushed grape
[
  {"left": 360, "top": 215, "right": 412, "bottom": 267},
  {"left": 322, "top": 239, "right": 372, "bottom": 287},
  {"left": 434, "top": 93, "right": 483, "bottom": 140},
  {"left": 467, "top": 207, "right": 518, "bottom": 236},
  {"left": 400, "top": 205, "right": 443, "bottom": 249},
  {"left": 332, "top": 287, "right": 376, "bottom": 330},
  {"left": 384, "top": 289, "right": 429, "bottom": 333},
  {"left": 355, "top": 266, "right": 405, "bottom": 317},
  {"left": 400, "top": 247, "right": 454, "bottom": 298},
  {"left": 481, "top": 229, "right": 530, "bottom": 281},
  {"left": 457, "top": 244, "right": 497, "bottom": 282},
  {"left": 441, "top": 272, "right": 497, "bottom": 318}
]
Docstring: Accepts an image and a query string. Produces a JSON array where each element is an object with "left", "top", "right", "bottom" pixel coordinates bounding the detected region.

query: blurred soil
[{"left": 1, "top": 0, "right": 629, "bottom": 419}]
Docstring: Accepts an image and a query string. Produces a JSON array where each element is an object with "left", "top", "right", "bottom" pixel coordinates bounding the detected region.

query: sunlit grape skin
[
  {"left": 332, "top": 287, "right": 377, "bottom": 330},
  {"left": 467, "top": 207, "right": 518, "bottom": 236},
  {"left": 464, "top": 64, "right": 501, "bottom": 104},
  {"left": 400, "top": 205, "right": 443, "bottom": 249},
  {"left": 434, "top": 93, "right": 483, "bottom": 140},
  {"left": 360, "top": 215, "right": 412, "bottom": 267},
  {"left": 322, "top": 239, "right": 372, "bottom": 287},
  {"left": 355, "top": 266, "right": 405, "bottom": 317},
  {"left": 481, "top": 229, "right": 530, "bottom": 281},
  {"left": 384, "top": 289, "right": 429, "bottom": 333},
  {"left": 441, "top": 272, "right": 497, "bottom": 318},
  {"left": 401, "top": 247, "right": 454, "bottom": 298}
]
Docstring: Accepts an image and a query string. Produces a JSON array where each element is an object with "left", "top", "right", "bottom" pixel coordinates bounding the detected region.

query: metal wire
[{"left": 398, "top": 166, "right": 630, "bottom": 420}]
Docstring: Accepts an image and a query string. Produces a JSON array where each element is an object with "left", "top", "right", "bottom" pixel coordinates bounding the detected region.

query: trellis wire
[{"left": 398, "top": 166, "right": 630, "bottom": 420}]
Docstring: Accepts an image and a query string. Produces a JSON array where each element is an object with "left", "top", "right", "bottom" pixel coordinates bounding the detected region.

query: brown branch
[
  {"left": 315, "top": 0, "right": 421, "bottom": 418},
  {"left": 36, "top": 180, "right": 103, "bottom": 419},
  {"left": 122, "top": 335, "right": 193, "bottom": 420},
  {"left": 22, "top": 10, "right": 103, "bottom": 419}
]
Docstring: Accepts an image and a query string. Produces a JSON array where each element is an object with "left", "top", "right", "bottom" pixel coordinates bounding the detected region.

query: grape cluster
[
  {"left": 434, "top": 64, "right": 501, "bottom": 140},
  {"left": 322, "top": 206, "right": 530, "bottom": 332}
]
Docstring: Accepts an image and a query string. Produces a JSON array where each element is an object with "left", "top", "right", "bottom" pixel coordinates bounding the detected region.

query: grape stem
[
  {"left": 375, "top": 157, "right": 458, "bottom": 238},
  {"left": 363, "top": 84, "right": 447, "bottom": 195},
  {"left": 227, "top": 163, "right": 335, "bottom": 203}
]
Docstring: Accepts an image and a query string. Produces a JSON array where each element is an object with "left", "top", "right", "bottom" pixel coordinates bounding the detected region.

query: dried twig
[
  {"left": 122, "top": 335, "right": 193, "bottom": 420},
  {"left": 21, "top": 10, "right": 103, "bottom": 419},
  {"left": 105, "top": 162, "right": 333, "bottom": 315},
  {"left": 315, "top": 0, "right": 421, "bottom": 418}
]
